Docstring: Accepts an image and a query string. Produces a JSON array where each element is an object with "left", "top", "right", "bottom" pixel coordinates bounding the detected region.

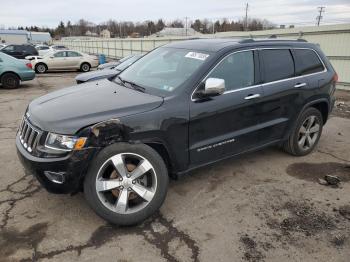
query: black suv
[
  {"left": 1, "top": 44, "right": 38, "bottom": 59},
  {"left": 16, "top": 39, "right": 337, "bottom": 225}
]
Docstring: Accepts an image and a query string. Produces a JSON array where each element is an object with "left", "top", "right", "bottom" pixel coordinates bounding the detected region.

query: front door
[
  {"left": 189, "top": 50, "right": 263, "bottom": 166},
  {"left": 49, "top": 51, "right": 67, "bottom": 69}
]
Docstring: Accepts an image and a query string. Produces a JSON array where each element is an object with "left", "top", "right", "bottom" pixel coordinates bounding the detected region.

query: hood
[
  {"left": 75, "top": 69, "right": 119, "bottom": 82},
  {"left": 28, "top": 79, "right": 163, "bottom": 134}
]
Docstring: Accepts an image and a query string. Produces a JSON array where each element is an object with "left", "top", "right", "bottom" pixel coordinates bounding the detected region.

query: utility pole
[
  {"left": 185, "top": 17, "right": 188, "bottom": 36},
  {"left": 316, "top": 6, "right": 325, "bottom": 26},
  {"left": 245, "top": 3, "right": 249, "bottom": 31}
]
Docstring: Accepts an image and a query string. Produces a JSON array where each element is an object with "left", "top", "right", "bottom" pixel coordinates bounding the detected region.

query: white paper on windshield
[{"left": 185, "top": 52, "right": 209, "bottom": 61}]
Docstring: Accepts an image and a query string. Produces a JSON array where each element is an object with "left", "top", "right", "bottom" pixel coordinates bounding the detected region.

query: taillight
[
  {"left": 26, "top": 63, "right": 32, "bottom": 69},
  {"left": 333, "top": 72, "right": 338, "bottom": 83}
]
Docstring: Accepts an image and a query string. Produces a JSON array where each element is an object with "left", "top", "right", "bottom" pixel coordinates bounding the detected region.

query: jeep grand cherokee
[{"left": 16, "top": 38, "right": 337, "bottom": 225}]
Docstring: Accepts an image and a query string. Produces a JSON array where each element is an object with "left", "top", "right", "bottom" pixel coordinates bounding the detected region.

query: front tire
[
  {"left": 283, "top": 107, "right": 323, "bottom": 156},
  {"left": 1, "top": 73, "right": 20, "bottom": 89},
  {"left": 84, "top": 143, "right": 168, "bottom": 226},
  {"left": 80, "top": 63, "right": 91, "bottom": 72}
]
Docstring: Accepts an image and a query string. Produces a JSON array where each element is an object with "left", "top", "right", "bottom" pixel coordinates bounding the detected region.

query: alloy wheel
[
  {"left": 297, "top": 115, "right": 320, "bottom": 151},
  {"left": 37, "top": 64, "right": 46, "bottom": 73},
  {"left": 82, "top": 64, "right": 89, "bottom": 72},
  {"left": 95, "top": 153, "right": 157, "bottom": 214}
]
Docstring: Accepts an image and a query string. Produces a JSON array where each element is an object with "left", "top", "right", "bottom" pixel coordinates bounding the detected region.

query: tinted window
[
  {"left": 67, "top": 51, "right": 81, "bottom": 57},
  {"left": 261, "top": 49, "right": 294, "bottom": 82},
  {"left": 207, "top": 51, "right": 254, "bottom": 91},
  {"left": 293, "top": 49, "right": 324, "bottom": 75},
  {"left": 25, "top": 46, "right": 36, "bottom": 52},
  {"left": 3, "top": 45, "right": 14, "bottom": 51},
  {"left": 54, "top": 51, "right": 66, "bottom": 57}
]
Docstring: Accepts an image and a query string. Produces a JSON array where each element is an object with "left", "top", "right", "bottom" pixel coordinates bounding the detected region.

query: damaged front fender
[{"left": 81, "top": 119, "right": 133, "bottom": 147}]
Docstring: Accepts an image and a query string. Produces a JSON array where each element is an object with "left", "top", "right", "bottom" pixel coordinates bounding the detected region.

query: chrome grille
[{"left": 19, "top": 118, "right": 42, "bottom": 153}]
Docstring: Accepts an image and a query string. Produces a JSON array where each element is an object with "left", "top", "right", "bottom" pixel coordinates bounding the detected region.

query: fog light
[{"left": 44, "top": 171, "right": 65, "bottom": 184}]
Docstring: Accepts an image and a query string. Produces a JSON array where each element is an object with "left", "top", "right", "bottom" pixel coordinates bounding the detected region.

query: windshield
[
  {"left": 115, "top": 55, "right": 142, "bottom": 71},
  {"left": 118, "top": 47, "right": 210, "bottom": 92}
]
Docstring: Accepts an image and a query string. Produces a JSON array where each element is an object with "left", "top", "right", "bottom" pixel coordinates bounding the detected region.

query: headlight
[{"left": 45, "top": 133, "right": 87, "bottom": 151}]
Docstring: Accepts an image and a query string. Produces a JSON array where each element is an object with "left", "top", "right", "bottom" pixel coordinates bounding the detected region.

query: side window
[
  {"left": 207, "top": 51, "right": 255, "bottom": 91},
  {"left": 293, "top": 49, "right": 324, "bottom": 75},
  {"left": 67, "top": 51, "right": 81, "bottom": 57},
  {"left": 3, "top": 45, "right": 14, "bottom": 51},
  {"left": 54, "top": 51, "right": 65, "bottom": 57},
  {"left": 261, "top": 49, "right": 294, "bottom": 83}
]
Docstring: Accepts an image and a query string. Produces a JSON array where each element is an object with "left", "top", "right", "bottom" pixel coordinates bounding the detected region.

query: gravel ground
[{"left": 0, "top": 73, "right": 349, "bottom": 262}]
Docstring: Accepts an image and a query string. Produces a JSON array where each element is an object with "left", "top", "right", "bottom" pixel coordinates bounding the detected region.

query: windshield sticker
[
  {"left": 163, "top": 85, "right": 174, "bottom": 91},
  {"left": 185, "top": 52, "right": 209, "bottom": 61}
]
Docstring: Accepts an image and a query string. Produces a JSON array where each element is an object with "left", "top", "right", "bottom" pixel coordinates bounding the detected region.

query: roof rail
[{"left": 238, "top": 37, "right": 308, "bottom": 43}]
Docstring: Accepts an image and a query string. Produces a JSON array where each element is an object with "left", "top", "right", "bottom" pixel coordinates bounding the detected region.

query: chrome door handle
[
  {"left": 244, "top": 94, "right": 261, "bottom": 100},
  {"left": 294, "top": 83, "right": 307, "bottom": 88}
]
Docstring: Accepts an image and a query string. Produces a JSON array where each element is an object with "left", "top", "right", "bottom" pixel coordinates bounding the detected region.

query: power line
[{"left": 316, "top": 6, "right": 325, "bottom": 26}]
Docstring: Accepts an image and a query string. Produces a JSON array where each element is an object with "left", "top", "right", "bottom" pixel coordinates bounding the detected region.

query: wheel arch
[
  {"left": 80, "top": 61, "right": 91, "bottom": 68},
  {"left": 0, "top": 71, "right": 21, "bottom": 81}
]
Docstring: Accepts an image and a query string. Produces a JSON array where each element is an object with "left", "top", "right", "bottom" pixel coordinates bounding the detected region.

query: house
[
  {"left": 85, "top": 30, "right": 98, "bottom": 37},
  {"left": 100, "top": 29, "right": 111, "bottom": 38},
  {"left": 0, "top": 29, "right": 29, "bottom": 44}
]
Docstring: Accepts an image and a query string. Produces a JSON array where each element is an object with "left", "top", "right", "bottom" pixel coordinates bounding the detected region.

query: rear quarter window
[
  {"left": 260, "top": 49, "right": 295, "bottom": 83},
  {"left": 292, "top": 49, "right": 325, "bottom": 76}
]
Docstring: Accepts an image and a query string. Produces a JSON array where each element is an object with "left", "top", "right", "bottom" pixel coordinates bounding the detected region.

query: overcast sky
[{"left": 0, "top": 0, "right": 349, "bottom": 28}]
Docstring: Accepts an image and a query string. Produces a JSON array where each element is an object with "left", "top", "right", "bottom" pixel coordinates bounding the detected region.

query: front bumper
[{"left": 16, "top": 134, "right": 97, "bottom": 194}]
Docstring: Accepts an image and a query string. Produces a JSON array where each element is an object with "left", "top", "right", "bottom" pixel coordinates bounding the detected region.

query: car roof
[{"left": 165, "top": 38, "right": 312, "bottom": 53}]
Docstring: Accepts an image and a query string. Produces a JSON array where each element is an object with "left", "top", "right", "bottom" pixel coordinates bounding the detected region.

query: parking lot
[{"left": 0, "top": 73, "right": 350, "bottom": 262}]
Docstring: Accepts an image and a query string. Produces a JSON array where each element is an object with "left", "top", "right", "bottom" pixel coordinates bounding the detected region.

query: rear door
[
  {"left": 257, "top": 48, "right": 308, "bottom": 145},
  {"left": 291, "top": 48, "right": 327, "bottom": 90},
  {"left": 189, "top": 50, "right": 263, "bottom": 166},
  {"left": 65, "top": 51, "right": 83, "bottom": 68}
]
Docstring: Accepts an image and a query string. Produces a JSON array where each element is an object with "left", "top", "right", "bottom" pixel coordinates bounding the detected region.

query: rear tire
[
  {"left": 84, "top": 143, "right": 169, "bottom": 226},
  {"left": 1, "top": 73, "right": 20, "bottom": 89},
  {"left": 80, "top": 63, "right": 91, "bottom": 72},
  {"left": 283, "top": 107, "right": 323, "bottom": 156},
  {"left": 35, "top": 63, "right": 47, "bottom": 74}
]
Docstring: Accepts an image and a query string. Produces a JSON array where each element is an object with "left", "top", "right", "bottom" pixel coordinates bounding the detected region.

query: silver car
[{"left": 31, "top": 50, "right": 99, "bottom": 73}]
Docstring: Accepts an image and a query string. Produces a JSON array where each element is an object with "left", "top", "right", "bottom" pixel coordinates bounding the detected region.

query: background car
[
  {"left": 31, "top": 50, "right": 99, "bottom": 73},
  {"left": 0, "top": 52, "right": 35, "bottom": 88},
  {"left": 0, "top": 44, "right": 6, "bottom": 50},
  {"left": 50, "top": 45, "right": 68, "bottom": 51},
  {"left": 0, "top": 44, "right": 38, "bottom": 59},
  {"left": 97, "top": 54, "right": 139, "bottom": 70},
  {"left": 76, "top": 54, "right": 143, "bottom": 84},
  {"left": 35, "top": 44, "right": 52, "bottom": 56}
]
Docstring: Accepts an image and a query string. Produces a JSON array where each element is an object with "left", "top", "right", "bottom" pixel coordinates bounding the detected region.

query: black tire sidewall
[
  {"left": 1, "top": 73, "right": 20, "bottom": 89},
  {"left": 291, "top": 107, "right": 323, "bottom": 156},
  {"left": 84, "top": 143, "right": 169, "bottom": 226}
]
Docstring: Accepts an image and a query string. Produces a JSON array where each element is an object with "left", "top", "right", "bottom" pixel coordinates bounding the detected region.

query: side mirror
[{"left": 197, "top": 78, "right": 225, "bottom": 98}]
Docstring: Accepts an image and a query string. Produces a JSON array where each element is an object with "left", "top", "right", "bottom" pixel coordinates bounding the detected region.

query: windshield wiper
[
  {"left": 115, "top": 75, "right": 125, "bottom": 86},
  {"left": 123, "top": 80, "right": 146, "bottom": 93}
]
